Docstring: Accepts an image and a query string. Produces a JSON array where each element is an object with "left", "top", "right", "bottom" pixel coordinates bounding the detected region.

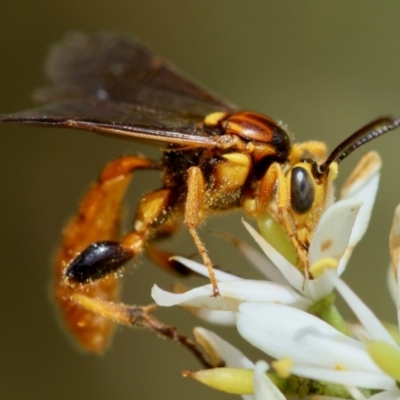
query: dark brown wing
[{"left": 0, "top": 32, "right": 237, "bottom": 147}]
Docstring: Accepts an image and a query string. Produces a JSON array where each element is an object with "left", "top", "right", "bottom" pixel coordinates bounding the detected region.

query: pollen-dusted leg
[
  {"left": 255, "top": 162, "right": 310, "bottom": 272},
  {"left": 66, "top": 187, "right": 178, "bottom": 285},
  {"left": 71, "top": 294, "right": 212, "bottom": 368},
  {"left": 55, "top": 155, "right": 156, "bottom": 353},
  {"left": 63, "top": 156, "right": 216, "bottom": 358},
  {"left": 121, "top": 188, "right": 177, "bottom": 259},
  {"left": 184, "top": 166, "right": 219, "bottom": 296}
]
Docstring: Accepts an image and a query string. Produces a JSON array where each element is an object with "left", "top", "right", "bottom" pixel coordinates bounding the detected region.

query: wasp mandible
[{"left": 1, "top": 32, "right": 399, "bottom": 352}]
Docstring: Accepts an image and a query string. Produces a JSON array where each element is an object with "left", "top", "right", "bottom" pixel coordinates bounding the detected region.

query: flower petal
[
  {"left": 301, "top": 272, "right": 338, "bottom": 302},
  {"left": 186, "top": 308, "right": 237, "bottom": 326},
  {"left": 194, "top": 327, "right": 254, "bottom": 368},
  {"left": 235, "top": 238, "right": 289, "bottom": 285},
  {"left": 243, "top": 220, "right": 304, "bottom": 293},
  {"left": 397, "top": 271, "right": 400, "bottom": 338},
  {"left": 237, "top": 303, "right": 394, "bottom": 389},
  {"left": 387, "top": 265, "right": 397, "bottom": 307},
  {"left": 152, "top": 280, "right": 310, "bottom": 311},
  {"left": 308, "top": 198, "right": 362, "bottom": 266},
  {"left": 340, "top": 151, "right": 381, "bottom": 248},
  {"left": 193, "top": 328, "right": 256, "bottom": 399},
  {"left": 368, "top": 388, "right": 400, "bottom": 400},
  {"left": 367, "top": 341, "right": 400, "bottom": 382},
  {"left": 389, "top": 205, "right": 400, "bottom": 290},
  {"left": 244, "top": 220, "right": 347, "bottom": 301},
  {"left": 327, "top": 272, "right": 398, "bottom": 347},
  {"left": 291, "top": 366, "right": 394, "bottom": 392},
  {"left": 171, "top": 257, "right": 241, "bottom": 282},
  {"left": 254, "top": 360, "right": 285, "bottom": 400}
]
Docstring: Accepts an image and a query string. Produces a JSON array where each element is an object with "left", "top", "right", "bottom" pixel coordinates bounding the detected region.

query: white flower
[
  {"left": 237, "top": 301, "right": 395, "bottom": 391},
  {"left": 236, "top": 202, "right": 400, "bottom": 399},
  {"left": 152, "top": 152, "right": 381, "bottom": 319},
  {"left": 247, "top": 151, "right": 381, "bottom": 302},
  {"left": 189, "top": 328, "right": 285, "bottom": 400},
  {"left": 244, "top": 197, "right": 361, "bottom": 302},
  {"left": 152, "top": 263, "right": 311, "bottom": 324}
]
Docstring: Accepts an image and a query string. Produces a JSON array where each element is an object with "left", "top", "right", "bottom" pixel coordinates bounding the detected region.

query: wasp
[{"left": 1, "top": 32, "right": 399, "bottom": 353}]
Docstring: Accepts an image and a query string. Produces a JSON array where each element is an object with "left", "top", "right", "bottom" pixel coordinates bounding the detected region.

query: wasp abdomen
[{"left": 65, "top": 241, "right": 133, "bottom": 284}]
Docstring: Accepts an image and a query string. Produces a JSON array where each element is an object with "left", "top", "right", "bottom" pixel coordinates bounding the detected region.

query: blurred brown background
[{"left": 1, "top": 2, "right": 400, "bottom": 399}]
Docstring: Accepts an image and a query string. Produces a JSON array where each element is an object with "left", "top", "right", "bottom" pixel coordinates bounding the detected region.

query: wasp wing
[{"left": 0, "top": 32, "right": 237, "bottom": 147}]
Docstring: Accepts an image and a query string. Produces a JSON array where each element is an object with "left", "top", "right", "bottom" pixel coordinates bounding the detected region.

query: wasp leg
[
  {"left": 146, "top": 244, "right": 196, "bottom": 277},
  {"left": 70, "top": 295, "right": 212, "bottom": 368},
  {"left": 66, "top": 188, "right": 178, "bottom": 284},
  {"left": 121, "top": 188, "right": 178, "bottom": 259},
  {"left": 56, "top": 155, "right": 156, "bottom": 353},
  {"left": 257, "top": 162, "right": 310, "bottom": 273},
  {"left": 184, "top": 166, "right": 219, "bottom": 296}
]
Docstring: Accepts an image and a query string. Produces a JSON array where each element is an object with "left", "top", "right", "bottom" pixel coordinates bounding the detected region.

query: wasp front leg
[
  {"left": 254, "top": 162, "right": 310, "bottom": 273},
  {"left": 56, "top": 155, "right": 156, "bottom": 353}
]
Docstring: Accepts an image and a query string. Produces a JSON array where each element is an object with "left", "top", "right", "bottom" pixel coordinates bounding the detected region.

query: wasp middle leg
[{"left": 184, "top": 166, "right": 219, "bottom": 296}]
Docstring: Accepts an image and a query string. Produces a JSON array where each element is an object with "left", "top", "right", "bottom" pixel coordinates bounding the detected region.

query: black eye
[{"left": 290, "top": 167, "right": 315, "bottom": 214}]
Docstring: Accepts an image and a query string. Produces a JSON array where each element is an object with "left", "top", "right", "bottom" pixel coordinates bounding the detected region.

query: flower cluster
[{"left": 152, "top": 150, "right": 400, "bottom": 399}]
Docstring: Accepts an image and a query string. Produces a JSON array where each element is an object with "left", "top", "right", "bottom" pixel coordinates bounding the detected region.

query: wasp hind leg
[
  {"left": 56, "top": 155, "right": 156, "bottom": 352},
  {"left": 58, "top": 158, "right": 228, "bottom": 364},
  {"left": 61, "top": 172, "right": 211, "bottom": 363}
]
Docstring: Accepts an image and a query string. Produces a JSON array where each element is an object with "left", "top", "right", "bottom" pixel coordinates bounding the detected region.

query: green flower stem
[
  {"left": 308, "top": 293, "right": 350, "bottom": 336},
  {"left": 190, "top": 367, "right": 373, "bottom": 398},
  {"left": 269, "top": 373, "right": 372, "bottom": 399},
  {"left": 257, "top": 214, "right": 297, "bottom": 265}
]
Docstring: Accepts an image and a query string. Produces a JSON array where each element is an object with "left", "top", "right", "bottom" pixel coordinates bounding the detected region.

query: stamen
[
  {"left": 271, "top": 357, "right": 293, "bottom": 378},
  {"left": 333, "top": 364, "right": 346, "bottom": 371},
  {"left": 367, "top": 341, "right": 400, "bottom": 382},
  {"left": 309, "top": 257, "right": 338, "bottom": 278}
]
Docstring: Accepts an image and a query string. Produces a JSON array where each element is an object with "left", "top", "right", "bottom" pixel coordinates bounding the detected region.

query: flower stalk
[{"left": 308, "top": 293, "right": 350, "bottom": 335}]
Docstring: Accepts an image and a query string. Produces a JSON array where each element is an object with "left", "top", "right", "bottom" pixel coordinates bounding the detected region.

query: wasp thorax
[{"left": 219, "top": 111, "right": 291, "bottom": 160}]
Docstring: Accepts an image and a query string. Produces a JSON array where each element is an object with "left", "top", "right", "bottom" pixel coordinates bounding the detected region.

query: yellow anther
[
  {"left": 367, "top": 341, "right": 400, "bottom": 382},
  {"left": 334, "top": 364, "right": 346, "bottom": 371},
  {"left": 309, "top": 257, "right": 338, "bottom": 278},
  {"left": 271, "top": 357, "right": 293, "bottom": 378}
]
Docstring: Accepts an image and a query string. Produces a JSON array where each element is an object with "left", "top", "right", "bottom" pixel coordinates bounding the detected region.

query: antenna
[{"left": 317, "top": 116, "right": 400, "bottom": 175}]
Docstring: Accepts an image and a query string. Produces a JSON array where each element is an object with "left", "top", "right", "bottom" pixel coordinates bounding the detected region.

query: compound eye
[{"left": 290, "top": 166, "right": 315, "bottom": 214}]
